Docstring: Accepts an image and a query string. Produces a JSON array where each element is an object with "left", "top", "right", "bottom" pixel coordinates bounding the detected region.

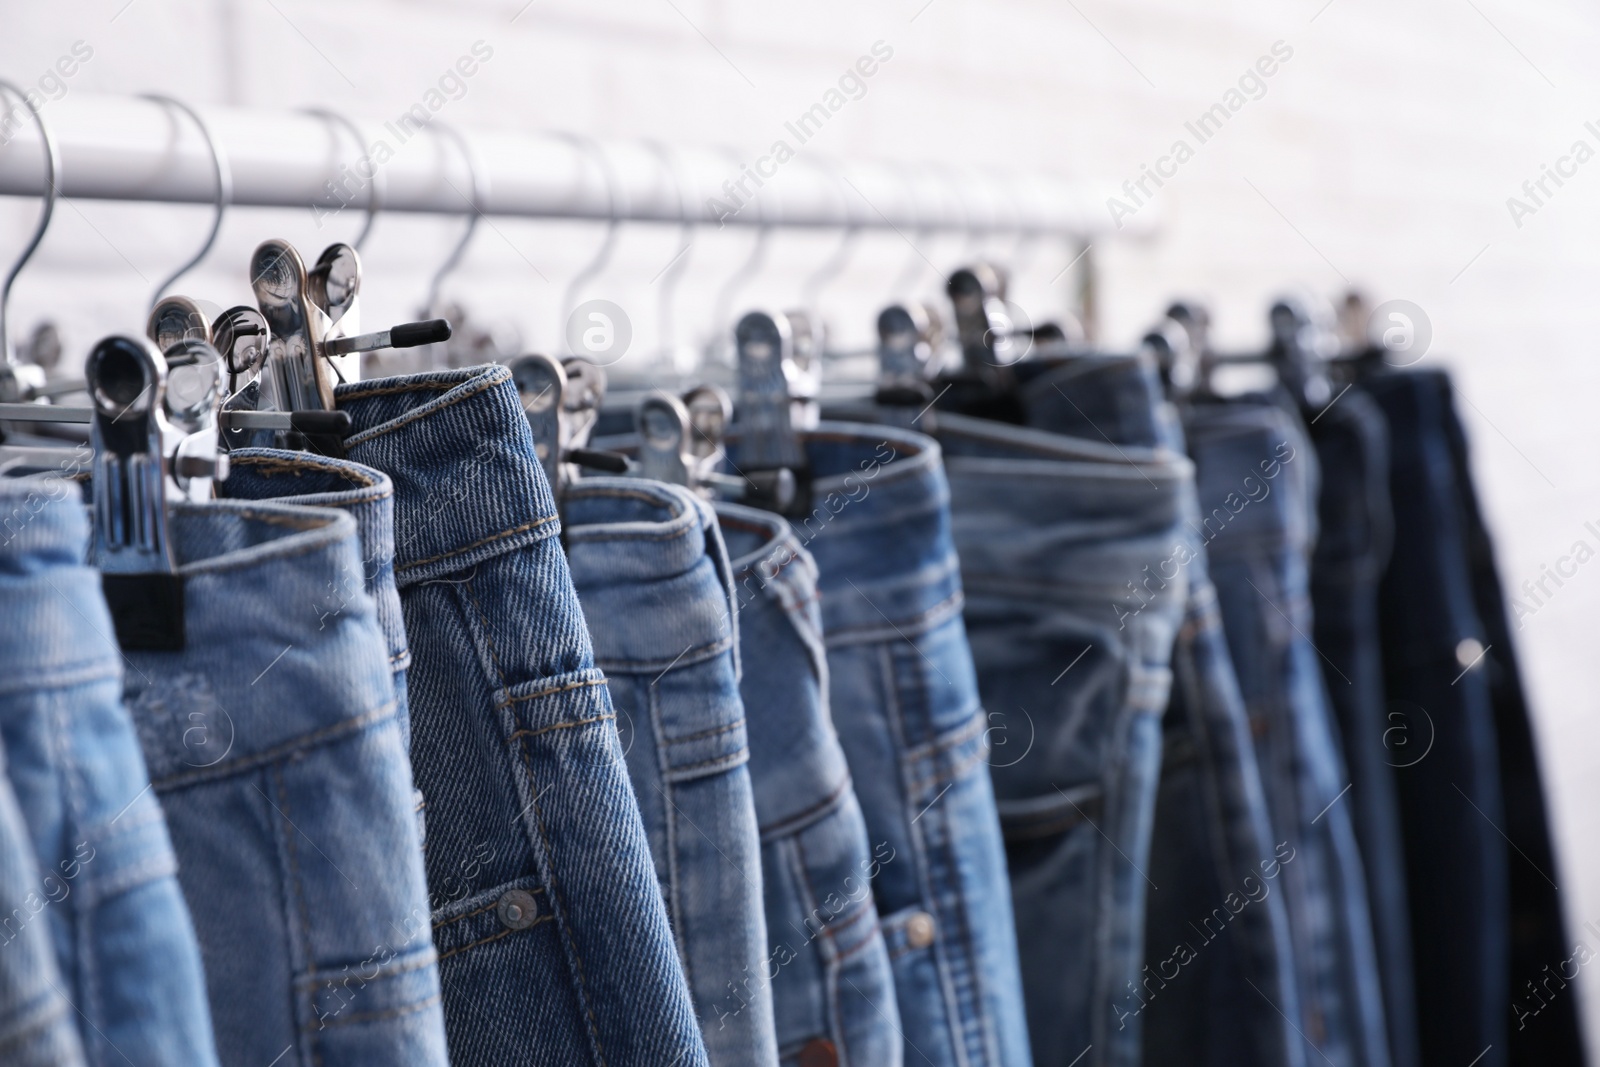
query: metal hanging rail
[{"left": 0, "top": 93, "right": 1154, "bottom": 237}]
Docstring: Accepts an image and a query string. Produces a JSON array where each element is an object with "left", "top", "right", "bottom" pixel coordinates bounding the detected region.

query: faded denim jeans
[
  {"left": 337, "top": 365, "right": 708, "bottom": 1067},
  {"left": 0, "top": 478, "right": 218, "bottom": 1066},
  {"left": 566, "top": 477, "right": 777, "bottom": 1067}
]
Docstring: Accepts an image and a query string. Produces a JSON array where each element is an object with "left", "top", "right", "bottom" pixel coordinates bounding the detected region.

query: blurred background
[{"left": 3, "top": 0, "right": 1597, "bottom": 1053}]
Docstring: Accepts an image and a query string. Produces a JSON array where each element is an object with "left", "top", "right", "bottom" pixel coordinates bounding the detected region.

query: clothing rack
[{"left": 0, "top": 93, "right": 1152, "bottom": 236}]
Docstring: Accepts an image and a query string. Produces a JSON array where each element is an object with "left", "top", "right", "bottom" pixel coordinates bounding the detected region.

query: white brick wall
[{"left": 5, "top": 0, "right": 1600, "bottom": 1050}]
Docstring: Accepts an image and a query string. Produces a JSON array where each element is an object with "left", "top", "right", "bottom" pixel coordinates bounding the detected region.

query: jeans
[
  {"left": 1305, "top": 386, "right": 1419, "bottom": 1067},
  {"left": 1431, "top": 369, "right": 1587, "bottom": 1065},
  {"left": 0, "top": 479, "right": 218, "bottom": 1066},
  {"left": 336, "top": 365, "right": 708, "bottom": 1067},
  {"left": 932, "top": 410, "right": 1190, "bottom": 1067},
  {"left": 1023, "top": 357, "right": 1304, "bottom": 1067},
  {"left": 716, "top": 501, "right": 902, "bottom": 1067},
  {"left": 0, "top": 733, "right": 87, "bottom": 1067},
  {"left": 565, "top": 478, "right": 776, "bottom": 1067},
  {"left": 220, "top": 449, "right": 415, "bottom": 751},
  {"left": 122, "top": 499, "right": 448, "bottom": 1067},
  {"left": 754, "top": 423, "right": 1033, "bottom": 1067},
  {"left": 1357, "top": 370, "right": 1510, "bottom": 1067},
  {"left": 1185, "top": 399, "right": 1390, "bottom": 1067}
]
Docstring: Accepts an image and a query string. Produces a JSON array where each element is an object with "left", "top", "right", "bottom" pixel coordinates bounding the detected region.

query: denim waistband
[
  {"left": 1184, "top": 399, "right": 1316, "bottom": 560},
  {"left": 1019, "top": 352, "right": 1182, "bottom": 451},
  {"left": 335, "top": 365, "right": 561, "bottom": 587},
  {"left": 221, "top": 449, "right": 409, "bottom": 675},
  {"left": 932, "top": 410, "right": 1191, "bottom": 601},
  {"left": 747, "top": 421, "right": 963, "bottom": 641},
  {"left": 564, "top": 478, "right": 738, "bottom": 677},
  {"left": 130, "top": 499, "right": 396, "bottom": 787},
  {"left": 0, "top": 477, "right": 112, "bottom": 695}
]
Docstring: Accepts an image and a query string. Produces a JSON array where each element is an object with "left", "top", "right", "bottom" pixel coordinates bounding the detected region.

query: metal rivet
[
  {"left": 798, "top": 1037, "right": 837, "bottom": 1067},
  {"left": 497, "top": 889, "right": 539, "bottom": 931},
  {"left": 1455, "top": 637, "right": 1485, "bottom": 670},
  {"left": 905, "top": 911, "right": 936, "bottom": 950}
]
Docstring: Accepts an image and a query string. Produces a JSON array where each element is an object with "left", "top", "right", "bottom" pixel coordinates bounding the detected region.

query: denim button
[
  {"left": 497, "top": 889, "right": 539, "bottom": 930},
  {"left": 905, "top": 910, "right": 936, "bottom": 949},
  {"left": 1455, "top": 637, "right": 1485, "bottom": 670},
  {"left": 798, "top": 1038, "right": 837, "bottom": 1067}
]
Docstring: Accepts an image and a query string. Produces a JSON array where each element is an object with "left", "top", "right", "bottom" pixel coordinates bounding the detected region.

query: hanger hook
[
  {"left": 557, "top": 133, "right": 622, "bottom": 337},
  {"left": 304, "top": 107, "right": 381, "bottom": 252},
  {"left": 891, "top": 162, "right": 934, "bottom": 300},
  {"left": 644, "top": 139, "right": 696, "bottom": 372},
  {"left": 799, "top": 158, "right": 862, "bottom": 317},
  {"left": 710, "top": 147, "right": 773, "bottom": 362},
  {"left": 937, "top": 163, "right": 980, "bottom": 263},
  {"left": 144, "top": 95, "right": 231, "bottom": 311},
  {"left": 423, "top": 122, "right": 486, "bottom": 314},
  {"left": 0, "top": 78, "right": 61, "bottom": 368}
]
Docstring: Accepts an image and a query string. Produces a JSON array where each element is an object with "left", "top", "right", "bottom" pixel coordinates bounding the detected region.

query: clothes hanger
[
  {"left": 508, "top": 352, "right": 627, "bottom": 502},
  {"left": 557, "top": 133, "right": 622, "bottom": 351},
  {"left": 422, "top": 122, "right": 484, "bottom": 319},
  {"left": 708, "top": 147, "right": 773, "bottom": 368},
  {"left": 731, "top": 308, "right": 806, "bottom": 516},
  {"left": 304, "top": 107, "right": 382, "bottom": 253},
  {"left": 645, "top": 139, "right": 696, "bottom": 375},
  {"left": 144, "top": 95, "right": 232, "bottom": 310},
  {"left": 90, "top": 334, "right": 228, "bottom": 649},
  {"left": 0, "top": 77, "right": 61, "bottom": 403}
]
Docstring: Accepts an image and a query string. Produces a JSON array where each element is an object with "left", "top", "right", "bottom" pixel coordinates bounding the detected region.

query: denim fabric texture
[
  {"left": 930, "top": 408, "right": 1190, "bottom": 1067},
  {"left": 1023, "top": 357, "right": 1305, "bottom": 1067},
  {"left": 565, "top": 477, "right": 777, "bottom": 1067},
  {"left": 1306, "top": 385, "right": 1420, "bottom": 1067},
  {"left": 1357, "top": 369, "right": 1510, "bottom": 1067},
  {"left": 744, "top": 423, "right": 1032, "bottom": 1067},
  {"left": 1432, "top": 367, "right": 1588, "bottom": 1065},
  {"left": 0, "top": 479, "right": 219, "bottom": 1066},
  {"left": 0, "top": 731, "right": 88, "bottom": 1067},
  {"left": 122, "top": 498, "right": 447, "bottom": 1067},
  {"left": 1185, "top": 398, "right": 1391, "bottom": 1067},
  {"left": 336, "top": 365, "right": 708, "bottom": 1067},
  {"left": 716, "top": 501, "right": 903, "bottom": 1067},
  {"left": 220, "top": 449, "right": 415, "bottom": 752}
]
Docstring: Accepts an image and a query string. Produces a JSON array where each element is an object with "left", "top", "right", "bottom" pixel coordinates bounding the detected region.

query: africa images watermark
[
  {"left": 1504, "top": 118, "right": 1600, "bottom": 230},
  {"left": 710, "top": 840, "right": 897, "bottom": 1030},
  {"left": 310, "top": 41, "right": 496, "bottom": 229},
  {"left": 1115, "top": 438, "right": 1298, "bottom": 630},
  {"left": 0, "top": 40, "right": 94, "bottom": 147},
  {"left": 1507, "top": 515, "right": 1600, "bottom": 628},
  {"left": 1114, "top": 840, "right": 1298, "bottom": 1029},
  {"left": 1107, "top": 40, "right": 1295, "bottom": 229},
  {"left": 705, "top": 40, "right": 896, "bottom": 227}
]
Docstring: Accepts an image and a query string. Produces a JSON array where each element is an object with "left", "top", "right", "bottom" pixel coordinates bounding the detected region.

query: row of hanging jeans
[{"left": 0, "top": 324, "right": 1582, "bottom": 1067}]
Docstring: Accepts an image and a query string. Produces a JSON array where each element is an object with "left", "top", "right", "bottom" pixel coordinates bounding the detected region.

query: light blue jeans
[
  {"left": 566, "top": 477, "right": 777, "bottom": 1067},
  {"left": 0, "top": 477, "right": 218, "bottom": 1066},
  {"left": 747, "top": 424, "right": 1034, "bottom": 1067},
  {"left": 717, "top": 501, "right": 903, "bottom": 1067},
  {"left": 123, "top": 498, "right": 449, "bottom": 1067}
]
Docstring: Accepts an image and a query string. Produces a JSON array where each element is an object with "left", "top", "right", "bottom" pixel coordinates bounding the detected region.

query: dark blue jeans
[
  {"left": 764, "top": 424, "right": 1034, "bottom": 1067},
  {"left": 716, "top": 502, "right": 903, "bottom": 1067},
  {"left": 1185, "top": 398, "right": 1390, "bottom": 1067},
  {"left": 1024, "top": 356, "right": 1305, "bottom": 1067},
  {"left": 566, "top": 478, "right": 776, "bottom": 1067},
  {"left": 1306, "top": 385, "right": 1419, "bottom": 1067},
  {"left": 1430, "top": 369, "right": 1587, "bottom": 1065},
  {"left": 1359, "top": 369, "right": 1511, "bottom": 1067},
  {"left": 932, "top": 410, "right": 1190, "bottom": 1067},
  {"left": 337, "top": 366, "right": 708, "bottom": 1067}
]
